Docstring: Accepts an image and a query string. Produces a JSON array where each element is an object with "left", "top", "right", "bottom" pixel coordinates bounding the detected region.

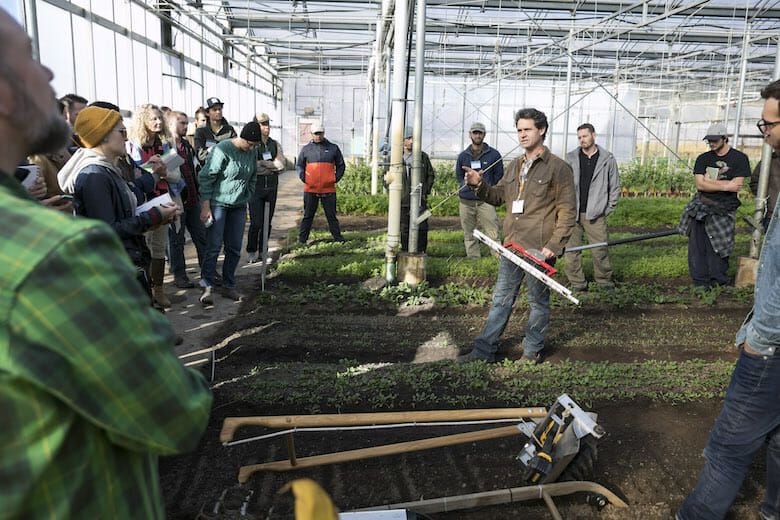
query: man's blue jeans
[
  {"left": 678, "top": 349, "right": 780, "bottom": 520},
  {"left": 200, "top": 204, "right": 246, "bottom": 289},
  {"left": 168, "top": 203, "right": 207, "bottom": 280},
  {"left": 472, "top": 256, "right": 551, "bottom": 361}
]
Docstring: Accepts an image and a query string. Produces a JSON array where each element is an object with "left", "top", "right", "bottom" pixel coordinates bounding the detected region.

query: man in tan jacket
[{"left": 459, "top": 108, "right": 576, "bottom": 363}]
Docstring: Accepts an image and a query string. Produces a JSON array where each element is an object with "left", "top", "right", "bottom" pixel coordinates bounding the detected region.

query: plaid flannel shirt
[
  {"left": 0, "top": 172, "right": 212, "bottom": 519},
  {"left": 677, "top": 193, "right": 737, "bottom": 258}
]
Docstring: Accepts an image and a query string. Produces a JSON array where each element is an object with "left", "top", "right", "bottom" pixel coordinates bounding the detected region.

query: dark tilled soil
[{"left": 160, "top": 269, "right": 763, "bottom": 519}]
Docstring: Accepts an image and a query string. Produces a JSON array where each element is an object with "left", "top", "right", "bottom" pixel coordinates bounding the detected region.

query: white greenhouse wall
[{"left": 27, "top": 0, "right": 278, "bottom": 127}]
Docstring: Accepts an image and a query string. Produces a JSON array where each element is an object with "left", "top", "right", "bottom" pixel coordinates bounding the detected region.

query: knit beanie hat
[
  {"left": 74, "top": 106, "right": 122, "bottom": 148},
  {"left": 240, "top": 121, "right": 262, "bottom": 142}
]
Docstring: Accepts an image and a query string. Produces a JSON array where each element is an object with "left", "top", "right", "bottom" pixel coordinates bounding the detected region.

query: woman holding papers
[
  {"left": 126, "top": 104, "right": 182, "bottom": 309},
  {"left": 57, "top": 106, "right": 179, "bottom": 299}
]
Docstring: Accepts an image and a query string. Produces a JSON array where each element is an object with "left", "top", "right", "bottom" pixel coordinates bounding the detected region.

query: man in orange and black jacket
[{"left": 297, "top": 121, "right": 346, "bottom": 243}]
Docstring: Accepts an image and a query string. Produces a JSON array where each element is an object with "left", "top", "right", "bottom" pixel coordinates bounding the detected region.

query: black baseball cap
[{"left": 206, "top": 97, "right": 224, "bottom": 109}]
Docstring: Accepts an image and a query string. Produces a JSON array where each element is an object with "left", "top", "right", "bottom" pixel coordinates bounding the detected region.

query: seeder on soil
[{"left": 217, "top": 394, "right": 627, "bottom": 518}]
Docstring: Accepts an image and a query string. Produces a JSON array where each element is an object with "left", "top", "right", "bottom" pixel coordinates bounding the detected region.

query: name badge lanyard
[{"left": 514, "top": 156, "right": 534, "bottom": 214}]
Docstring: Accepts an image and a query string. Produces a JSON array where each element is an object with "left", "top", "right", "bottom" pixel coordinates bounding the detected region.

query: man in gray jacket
[{"left": 564, "top": 123, "right": 620, "bottom": 291}]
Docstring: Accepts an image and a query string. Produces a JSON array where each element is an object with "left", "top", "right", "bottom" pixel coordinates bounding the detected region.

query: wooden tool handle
[{"left": 220, "top": 407, "right": 547, "bottom": 443}]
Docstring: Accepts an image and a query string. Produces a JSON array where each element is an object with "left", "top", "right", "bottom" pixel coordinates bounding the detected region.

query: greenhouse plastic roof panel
[{"left": 214, "top": 1, "right": 780, "bottom": 88}]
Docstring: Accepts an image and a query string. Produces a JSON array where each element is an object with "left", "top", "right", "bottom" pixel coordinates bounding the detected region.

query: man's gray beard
[{"left": 26, "top": 112, "right": 70, "bottom": 156}]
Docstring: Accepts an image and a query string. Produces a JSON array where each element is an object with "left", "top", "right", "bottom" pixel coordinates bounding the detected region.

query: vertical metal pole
[
  {"left": 750, "top": 39, "right": 780, "bottom": 258},
  {"left": 724, "top": 78, "right": 733, "bottom": 129},
  {"left": 22, "top": 0, "right": 40, "bottom": 61},
  {"left": 672, "top": 93, "right": 682, "bottom": 156},
  {"left": 371, "top": 0, "right": 391, "bottom": 195},
  {"left": 460, "top": 78, "right": 468, "bottom": 151},
  {"left": 733, "top": 24, "right": 750, "bottom": 146},
  {"left": 385, "top": 0, "right": 410, "bottom": 283},
  {"left": 365, "top": 63, "right": 375, "bottom": 162},
  {"left": 562, "top": 26, "right": 574, "bottom": 156},
  {"left": 409, "top": 0, "right": 426, "bottom": 255},
  {"left": 608, "top": 61, "right": 619, "bottom": 152}
]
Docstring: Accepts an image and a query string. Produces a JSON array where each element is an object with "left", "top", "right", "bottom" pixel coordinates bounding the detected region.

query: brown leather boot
[{"left": 150, "top": 258, "right": 171, "bottom": 308}]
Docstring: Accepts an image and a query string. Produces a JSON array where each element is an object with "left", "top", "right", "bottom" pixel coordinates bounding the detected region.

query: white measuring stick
[{"left": 473, "top": 229, "right": 580, "bottom": 305}]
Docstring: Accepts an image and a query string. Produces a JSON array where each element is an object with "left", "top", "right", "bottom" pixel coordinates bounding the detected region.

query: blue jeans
[
  {"left": 678, "top": 349, "right": 780, "bottom": 520},
  {"left": 200, "top": 204, "right": 246, "bottom": 289},
  {"left": 168, "top": 203, "right": 207, "bottom": 280},
  {"left": 472, "top": 256, "right": 551, "bottom": 361}
]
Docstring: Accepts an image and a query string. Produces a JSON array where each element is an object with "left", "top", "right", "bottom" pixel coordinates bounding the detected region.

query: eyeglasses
[
  {"left": 705, "top": 138, "right": 722, "bottom": 143},
  {"left": 757, "top": 119, "right": 780, "bottom": 133},
  {"left": 313, "top": 132, "right": 324, "bottom": 135},
  {"left": 259, "top": 121, "right": 270, "bottom": 126}
]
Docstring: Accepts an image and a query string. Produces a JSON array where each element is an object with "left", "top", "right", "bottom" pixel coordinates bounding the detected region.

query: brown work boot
[{"left": 150, "top": 258, "right": 171, "bottom": 308}]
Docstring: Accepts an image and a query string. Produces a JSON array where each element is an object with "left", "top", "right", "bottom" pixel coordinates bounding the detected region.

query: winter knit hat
[
  {"left": 240, "top": 121, "right": 263, "bottom": 142},
  {"left": 74, "top": 106, "right": 122, "bottom": 148}
]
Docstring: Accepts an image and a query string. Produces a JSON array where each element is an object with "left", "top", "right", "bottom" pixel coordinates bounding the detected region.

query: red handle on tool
[{"left": 504, "top": 242, "right": 557, "bottom": 276}]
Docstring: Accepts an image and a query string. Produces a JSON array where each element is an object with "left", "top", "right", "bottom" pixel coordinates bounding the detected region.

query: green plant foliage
[
  {"left": 619, "top": 158, "right": 695, "bottom": 195},
  {"left": 236, "top": 358, "right": 735, "bottom": 410},
  {"left": 339, "top": 163, "right": 374, "bottom": 195}
]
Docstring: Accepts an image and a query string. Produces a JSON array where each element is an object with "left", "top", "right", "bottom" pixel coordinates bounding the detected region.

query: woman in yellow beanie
[{"left": 58, "top": 106, "right": 179, "bottom": 299}]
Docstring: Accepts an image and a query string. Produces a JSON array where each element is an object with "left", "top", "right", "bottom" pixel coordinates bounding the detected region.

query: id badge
[
  {"left": 262, "top": 151, "right": 273, "bottom": 160},
  {"left": 470, "top": 160, "right": 481, "bottom": 170},
  {"left": 512, "top": 199, "right": 525, "bottom": 214}
]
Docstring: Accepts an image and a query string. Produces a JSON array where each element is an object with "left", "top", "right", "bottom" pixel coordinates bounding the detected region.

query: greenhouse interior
[{"left": 4, "top": 1, "right": 780, "bottom": 519}]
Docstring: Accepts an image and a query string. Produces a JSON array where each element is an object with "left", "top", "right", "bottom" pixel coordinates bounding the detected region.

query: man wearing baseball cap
[
  {"left": 194, "top": 96, "right": 236, "bottom": 163},
  {"left": 399, "top": 126, "right": 435, "bottom": 252},
  {"left": 297, "top": 121, "right": 346, "bottom": 243},
  {"left": 455, "top": 121, "right": 504, "bottom": 258},
  {"left": 678, "top": 122, "right": 750, "bottom": 288},
  {"left": 246, "top": 112, "right": 286, "bottom": 263}
]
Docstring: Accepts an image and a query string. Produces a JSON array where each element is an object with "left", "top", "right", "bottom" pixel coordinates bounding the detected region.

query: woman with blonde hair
[{"left": 126, "top": 104, "right": 183, "bottom": 309}]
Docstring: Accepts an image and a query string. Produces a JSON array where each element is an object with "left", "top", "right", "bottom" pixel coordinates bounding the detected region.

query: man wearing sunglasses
[
  {"left": 678, "top": 122, "right": 750, "bottom": 289},
  {"left": 677, "top": 79, "right": 780, "bottom": 520}
]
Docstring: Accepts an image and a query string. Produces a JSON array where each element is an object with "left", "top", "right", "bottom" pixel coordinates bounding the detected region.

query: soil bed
[{"left": 161, "top": 278, "right": 763, "bottom": 519}]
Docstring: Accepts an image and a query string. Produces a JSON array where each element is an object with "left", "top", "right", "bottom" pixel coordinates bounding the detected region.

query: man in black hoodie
[{"left": 194, "top": 97, "right": 236, "bottom": 163}]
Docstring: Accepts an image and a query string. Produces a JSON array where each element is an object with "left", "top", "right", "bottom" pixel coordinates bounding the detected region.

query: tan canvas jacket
[{"left": 474, "top": 145, "right": 576, "bottom": 255}]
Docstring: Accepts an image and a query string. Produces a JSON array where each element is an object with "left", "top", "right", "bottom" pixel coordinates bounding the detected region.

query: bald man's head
[{"left": 0, "top": 9, "right": 69, "bottom": 170}]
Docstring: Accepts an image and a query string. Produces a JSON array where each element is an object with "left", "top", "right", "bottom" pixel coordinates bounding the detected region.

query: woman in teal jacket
[{"left": 198, "top": 121, "right": 262, "bottom": 305}]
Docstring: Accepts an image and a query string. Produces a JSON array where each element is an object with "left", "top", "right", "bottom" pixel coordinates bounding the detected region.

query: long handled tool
[
  {"left": 563, "top": 229, "right": 680, "bottom": 254},
  {"left": 414, "top": 141, "right": 524, "bottom": 225},
  {"left": 260, "top": 200, "right": 270, "bottom": 292},
  {"left": 474, "top": 229, "right": 580, "bottom": 305}
]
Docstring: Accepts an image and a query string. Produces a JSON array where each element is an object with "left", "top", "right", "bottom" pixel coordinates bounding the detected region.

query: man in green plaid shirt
[{"left": 0, "top": 9, "right": 212, "bottom": 518}]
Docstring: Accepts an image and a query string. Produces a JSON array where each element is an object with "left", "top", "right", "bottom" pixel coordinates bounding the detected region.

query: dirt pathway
[{"left": 166, "top": 169, "right": 301, "bottom": 366}]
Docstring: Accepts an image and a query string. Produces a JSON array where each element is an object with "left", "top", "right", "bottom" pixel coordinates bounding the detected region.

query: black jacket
[{"left": 74, "top": 164, "right": 161, "bottom": 268}]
